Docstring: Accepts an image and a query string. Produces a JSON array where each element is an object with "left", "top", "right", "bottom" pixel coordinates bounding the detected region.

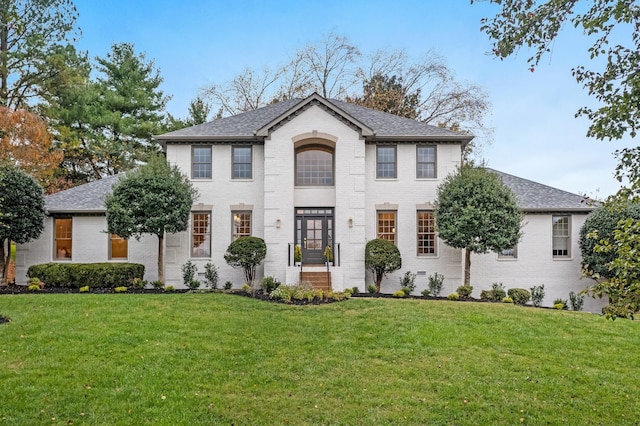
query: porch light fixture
[
  {"left": 276, "top": 218, "right": 281, "bottom": 228},
  {"left": 348, "top": 217, "right": 353, "bottom": 228}
]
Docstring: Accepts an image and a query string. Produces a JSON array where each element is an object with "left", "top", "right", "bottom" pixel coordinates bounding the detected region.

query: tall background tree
[
  {"left": 0, "top": 0, "right": 79, "bottom": 109},
  {"left": 105, "top": 155, "right": 197, "bottom": 283},
  {"left": 0, "top": 164, "right": 45, "bottom": 285},
  {"left": 435, "top": 166, "right": 522, "bottom": 286},
  {"left": 201, "top": 33, "right": 492, "bottom": 154},
  {"left": 474, "top": 0, "right": 640, "bottom": 195}
]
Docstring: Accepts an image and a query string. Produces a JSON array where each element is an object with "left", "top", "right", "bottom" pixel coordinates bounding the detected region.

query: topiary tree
[
  {"left": 105, "top": 155, "right": 197, "bottom": 283},
  {"left": 0, "top": 164, "right": 45, "bottom": 285},
  {"left": 579, "top": 203, "right": 640, "bottom": 280},
  {"left": 224, "top": 236, "right": 267, "bottom": 290},
  {"left": 365, "top": 238, "right": 401, "bottom": 292},
  {"left": 435, "top": 166, "right": 523, "bottom": 286}
]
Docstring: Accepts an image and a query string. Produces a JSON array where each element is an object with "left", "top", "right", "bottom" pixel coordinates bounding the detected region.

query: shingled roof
[
  {"left": 45, "top": 173, "right": 124, "bottom": 214},
  {"left": 155, "top": 93, "right": 473, "bottom": 142},
  {"left": 489, "top": 169, "right": 593, "bottom": 212}
]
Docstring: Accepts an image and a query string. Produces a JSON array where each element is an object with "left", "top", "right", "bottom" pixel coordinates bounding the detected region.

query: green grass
[{"left": 1, "top": 295, "right": 639, "bottom": 425}]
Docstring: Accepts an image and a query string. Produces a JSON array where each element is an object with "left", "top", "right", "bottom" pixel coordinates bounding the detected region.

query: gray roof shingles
[
  {"left": 157, "top": 95, "right": 467, "bottom": 140},
  {"left": 45, "top": 173, "right": 123, "bottom": 213},
  {"left": 489, "top": 169, "right": 591, "bottom": 211}
]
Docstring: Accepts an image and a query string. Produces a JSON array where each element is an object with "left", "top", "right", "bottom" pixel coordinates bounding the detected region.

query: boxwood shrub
[
  {"left": 507, "top": 288, "right": 531, "bottom": 305},
  {"left": 27, "top": 263, "right": 145, "bottom": 288}
]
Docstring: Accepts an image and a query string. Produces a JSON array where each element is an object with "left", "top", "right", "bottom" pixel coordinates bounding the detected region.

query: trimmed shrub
[
  {"left": 204, "top": 262, "right": 219, "bottom": 289},
  {"left": 164, "top": 285, "right": 176, "bottom": 292},
  {"left": 151, "top": 280, "right": 164, "bottom": 289},
  {"left": 224, "top": 281, "right": 233, "bottom": 290},
  {"left": 447, "top": 292, "right": 460, "bottom": 300},
  {"left": 481, "top": 283, "right": 506, "bottom": 302},
  {"left": 502, "top": 297, "right": 513, "bottom": 303},
  {"left": 507, "top": 288, "right": 531, "bottom": 305},
  {"left": 553, "top": 298, "right": 568, "bottom": 310},
  {"left": 28, "top": 284, "right": 41, "bottom": 291},
  {"left": 181, "top": 261, "right": 198, "bottom": 288},
  {"left": 79, "top": 285, "right": 90, "bottom": 293},
  {"left": 352, "top": 286, "right": 360, "bottom": 294},
  {"left": 367, "top": 284, "right": 377, "bottom": 294},
  {"left": 27, "top": 263, "right": 144, "bottom": 288},
  {"left": 456, "top": 285, "right": 473, "bottom": 298},
  {"left": 421, "top": 288, "right": 431, "bottom": 297},
  {"left": 114, "top": 286, "right": 127, "bottom": 293}
]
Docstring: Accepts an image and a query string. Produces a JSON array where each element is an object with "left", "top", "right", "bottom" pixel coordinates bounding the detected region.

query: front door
[{"left": 295, "top": 208, "right": 333, "bottom": 264}]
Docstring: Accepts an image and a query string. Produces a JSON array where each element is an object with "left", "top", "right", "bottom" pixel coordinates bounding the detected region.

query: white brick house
[{"left": 14, "top": 93, "right": 604, "bottom": 312}]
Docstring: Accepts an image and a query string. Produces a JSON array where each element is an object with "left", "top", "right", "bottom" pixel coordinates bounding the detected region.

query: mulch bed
[{"left": 0, "top": 284, "right": 187, "bottom": 295}]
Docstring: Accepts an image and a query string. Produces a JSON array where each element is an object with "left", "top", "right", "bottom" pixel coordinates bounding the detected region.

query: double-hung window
[
  {"left": 109, "top": 234, "right": 128, "bottom": 259},
  {"left": 552, "top": 215, "right": 570, "bottom": 258},
  {"left": 192, "top": 146, "right": 212, "bottom": 179},
  {"left": 191, "top": 212, "right": 211, "bottom": 257},
  {"left": 54, "top": 218, "right": 72, "bottom": 260},
  {"left": 232, "top": 146, "right": 252, "bottom": 179},
  {"left": 416, "top": 145, "right": 436, "bottom": 178},
  {"left": 376, "top": 146, "right": 396, "bottom": 179},
  {"left": 417, "top": 211, "right": 436, "bottom": 255},
  {"left": 377, "top": 211, "right": 397, "bottom": 244},
  {"left": 232, "top": 211, "right": 252, "bottom": 240}
]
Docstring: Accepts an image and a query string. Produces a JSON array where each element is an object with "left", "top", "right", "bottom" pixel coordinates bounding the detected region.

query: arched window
[{"left": 295, "top": 146, "right": 334, "bottom": 186}]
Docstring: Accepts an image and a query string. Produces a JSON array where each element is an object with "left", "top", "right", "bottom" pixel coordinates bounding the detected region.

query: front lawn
[{"left": 0, "top": 294, "right": 638, "bottom": 425}]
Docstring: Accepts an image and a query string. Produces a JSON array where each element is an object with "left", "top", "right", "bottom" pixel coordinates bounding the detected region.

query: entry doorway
[{"left": 295, "top": 208, "right": 333, "bottom": 264}]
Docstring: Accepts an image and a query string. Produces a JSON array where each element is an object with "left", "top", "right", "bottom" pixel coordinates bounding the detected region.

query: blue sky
[{"left": 75, "top": 0, "right": 635, "bottom": 197}]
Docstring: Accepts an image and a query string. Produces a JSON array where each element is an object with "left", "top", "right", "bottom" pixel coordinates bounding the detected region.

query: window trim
[
  {"left": 54, "top": 217, "right": 72, "bottom": 260},
  {"left": 232, "top": 145, "right": 253, "bottom": 180},
  {"left": 416, "top": 210, "right": 437, "bottom": 256},
  {"left": 295, "top": 145, "right": 335, "bottom": 186},
  {"left": 416, "top": 145, "right": 437, "bottom": 179},
  {"left": 376, "top": 145, "right": 397, "bottom": 179},
  {"left": 191, "top": 145, "right": 212, "bottom": 179},
  {"left": 109, "top": 234, "right": 128, "bottom": 260},
  {"left": 552, "top": 215, "right": 571, "bottom": 258},
  {"left": 232, "top": 211, "right": 252, "bottom": 241},
  {"left": 191, "top": 211, "right": 212, "bottom": 258},
  {"left": 377, "top": 210, "right": 397, "bottom": 245}
]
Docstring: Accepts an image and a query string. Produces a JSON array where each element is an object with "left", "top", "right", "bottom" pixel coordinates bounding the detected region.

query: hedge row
[{"left": 27, "top": 263, "right": 145, "bottom": 288}]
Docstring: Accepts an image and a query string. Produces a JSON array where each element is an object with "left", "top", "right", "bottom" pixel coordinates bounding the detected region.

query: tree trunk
[
  {"left": 157, "top": 234, "right": 164, "bottom": 284},
  {"left": 464, "top": 248, "right": 471, "bottom": 286},
  {"left": 0, "top": 238, "right": 8, "bottom": 286}
]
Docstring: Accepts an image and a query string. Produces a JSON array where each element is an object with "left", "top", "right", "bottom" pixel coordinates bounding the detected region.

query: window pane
[
  {"left": 296, "top": 147, "right": 333, "bottom": 185},
  {"left": 232, "top": 211, "right": 251, "bottom": 240},
  {"left": 552, "top": 215, "right": 570, "bottom": 257},
  {"left": 110, "top": 234, "right": 128, "bottom": 259},
  {"left": 192, "top": 213, "right": 211, "bottom": 257},
  {"left": 192, "top": 147, "right": 212, "bottom": 179},
  {"left": 417, "top": 146, "right": 436, "bottom": 178},
  {"left": 233, "top": 146, "right": 252, "bottom": 179},
  {"left": 377, "top": 146, "right": 396, "bottom": 178},
  {"left": 377, "top": 211, "right": 396, "bottom": 244},
  {"left": 417, "top": 211, "right": 436, "bottom": 255},
  {"left": 55, "top": 218, "right": 72, "bottom": 259}
]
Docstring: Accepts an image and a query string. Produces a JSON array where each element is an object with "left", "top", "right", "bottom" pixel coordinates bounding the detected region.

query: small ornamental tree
[
  {"left": 224, "top": 236, "right": 267, "bottom": 289},
  {"left": 365, "top": 238, "right": 401, "bottom": 292},
  {"left": 0, "top": 164, "right": 45, "bottom": 285},
  {"left": 580, "top": 203, "right": 640, "bottom": 280},
  {"left": 435, "top": 166, "right": 523, "bottom": 286},
  {"left": 105, "top": 155, "right": 197, "bottom": 283}
]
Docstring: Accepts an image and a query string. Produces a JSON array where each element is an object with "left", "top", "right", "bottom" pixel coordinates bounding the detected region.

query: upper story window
[
  {"left": 417, "top": 211, "right": 436, "bottom": 255},
  {"left": 296, "top": 146, "right": 334, "bottom": 186},
  {"left": 192, "top": 146, "right": 212, "bottom": 179},
  {"left": 109, "top": 234, "right": 128, "bottom": 260},
  {"left": 377, "top": 211, "right": 397, "bottom": 244},
  {"left": 376, "top": 145, "right": 396, "bottom": 179},
  {"left": 232, "top": 146, "right": 252, "bottom": 179},
  {"left": 416, "top": 145, "right": 436, "bottom": 179},
  {"left": 552, "top": 215, "right": 570, "bottom": 258},
  {"left": 191, "top": 212, "right": 211, "bottom": 258},
  {"left": 54, "top": 218, "right": 72, "bottom": 260}
]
